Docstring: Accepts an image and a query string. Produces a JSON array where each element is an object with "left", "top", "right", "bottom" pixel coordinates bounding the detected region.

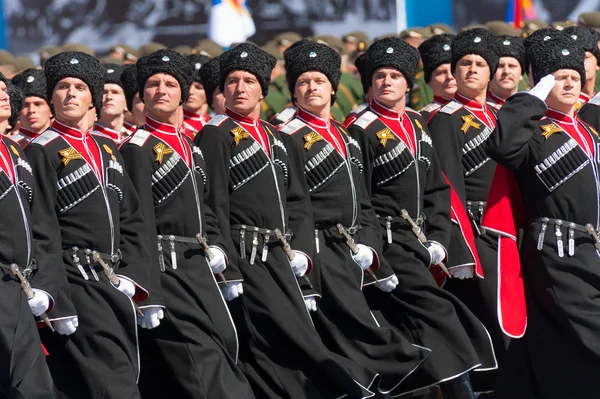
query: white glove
[
  {"left": 53, "top": 316, "right": 79, "bottom": 335},
  {"left": 528, "top": 74, "right": 555, "bottom": 101},
  {"left": 28, "top": 289, "right": 50, "bottom": 316},
  {"left": 221, "top": 282, "right": 243, "bottom": 301},
  {"left": 208, "top": 247, "right": 227, "bottom": 274},
  {"left": 290, "top": 251, "right": 309, "bottom": 277},
  {"left": 116, "top": 277, "right": 136, "bottom": 298},
  {"left": 376, "top": 275, "right": 399, "bottom": 292},
  {"left": 449, "top": 265, "right": 474, "bottom": 280},
  {"left": 427, "top": 242, "right": 446, "bottom": 266},
  {"left": 304, "top": 297, "right": 317, "bottom": 312},
  {"left": 138, "top": 306, "right": 164, "bottom": 329},
  {"left": 351, "top": 244, "right": 374, "bottom": 270}
]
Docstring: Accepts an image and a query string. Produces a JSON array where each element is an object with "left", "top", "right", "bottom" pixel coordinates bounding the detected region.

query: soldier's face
[
  {"left": 491, "top": 57, "right": 522, "bottom": 92},
  {"left": 584, "top": 51, "right": 598, "bottom": 81},
  {"left": 0, "top": 81, "right": 9, "bottom": 123},
  {"left": 371, "top": 67, "right": 408, "bottom": 108},
  {"left": 212, "top": 88, "right": 226, "bottom": 114},
  {"left": 185, "top": 81, "right": 206, "bottom": 112},
  {"left": 20, "top": 96, "right": 52, "bottom": 132},
  {"left": 102, "top": 83, "right": 127, "bottom": 117},
  {"left": 546, "top": 69, "right": 581, "bottom": 112},
  {"left": 294, "top": 71, "right": 333, "bottom": 113},
  {"left": 224, "top": 70, "right": 263, "bottom": 116},
  {"left": 143, "top": 73, "right": 182, "bottom": 118},
  {"left": 454, "top": 55, "right": 490, "bottom": 95},
  {"left": 429, "top": 63, "right": 457, "bottom": 99},
  {"left": 51, "top": 77, "right": 93, "bottom": 123},
  {"left": 131, "top": 93, "right": 146, "bottom": 126}
]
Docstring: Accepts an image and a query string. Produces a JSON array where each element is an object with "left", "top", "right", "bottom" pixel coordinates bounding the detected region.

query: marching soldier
[
  {"left": 198, "top": 56, "right": 226, "bottom": 115},
  {"left": 10, "top": 69, "right": 53, "bottom": 147},
  {"left": 195, "top": 42, "right": 380, "bottom": 399},
  {"left": 279, "top": 40, "right": 431, "bottom": 397},
  {"left": 563, "top": 26, "right": 599, "bottom": 109},
  {"left": 483, "top": 33, "right": 600, "bottom": 399},
  {"left": 0, "top": 74, "right": 56, "bottom": 399},
  {"left": 486, "top": 35, "right": 525, "bottom": 109},
  {"left": 120, "top": 49, "right": 254, "bottom": 399},
  {"left": 418, "top": 34, "right": 457, "bottom": 123},
  {"left": 120, "top": 65, "right": 146, "bottom": 129},
  {"left": 26, "top": 51, "right": 153, "bottom": 398},
  {"left": 95, "top": 64, "right": 131, "bottom": 144},
  {"left": 182, "top": 54, "right": 212, "bottom": 138},
  {"left": 347, "top": 37, "right": 497, "bottom": 398}
]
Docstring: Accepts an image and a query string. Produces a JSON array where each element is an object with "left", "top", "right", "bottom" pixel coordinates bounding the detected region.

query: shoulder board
[
  {"left": 279, "top": 118, "right": 307, "bottom": 135},
  {"left": 405, "top": 107, "right": 422, "bottom": 117},
  {"left": 588, "top": 91, "right": 600, "bottom": 106},
  {"left": 128, "top": 129, "right": 151, "bottom": 147},
  {"left": 354, "top": 110, "right": 378, "bottom": 129},
  {"left": 274, "top": 107, "right": 297, "bottom": 124},
  {"left": 349, "top": 103, "right": 368, "bottom": 115},
  {"left": 420, "top": 102, "right": 442, "bottom": 113},
  {"left": 31, "top": 130, "right": 60, "bottom": 147},
  {"left": 439, "top": 101, "right": 463, "bottom": 115},
  {"left": 207, "top": 114, "right": 229, "bottom": 127}
]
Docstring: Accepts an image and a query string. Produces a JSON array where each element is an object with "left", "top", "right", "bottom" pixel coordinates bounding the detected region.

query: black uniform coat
[
  {"left": 487, "top": 93, "right": 600, "bottom": 399},
  {"left": 279, "top": 110, "right": 429, "bottom": 396},
  {"left": 578, "top": 91, "right": 600, "bottom": 129},
  {"left": 0, "top": 136, "right": 55, "bottom": 399},
  {"left": 119, "top": 118, "right": 254, "bottom": 399},
  {"left": 196, "top": 112, "right": 377, "bottom": 399},
  {"left": 348, "top": 103, "right": 497, "bottom": 393},
  {"left": 26, "top": 122, "right": 152, "bottom": 399}
]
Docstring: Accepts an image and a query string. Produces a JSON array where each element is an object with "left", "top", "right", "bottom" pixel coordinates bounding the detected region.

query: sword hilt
[
  {"left": 400, "top": 209, "right": 427, "bottom": 243},
  {"left": 585, "top": 224, "right": 600, "bottom": 251},
  {"left": 336, "top": 224, "right": 359, "bottom": 254},
  {"left": 11, "top": 264, "right": 55, "bottom": 331},
  {"left": 195, "top": 234, "right": 228, "bottom": 285},
  {"left": 274, "top": 228, "right": 296, "bottom": 260}
]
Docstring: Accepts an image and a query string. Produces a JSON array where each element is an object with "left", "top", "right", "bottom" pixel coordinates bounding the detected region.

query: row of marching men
[{"left": 1, "top": 24, "right": 599, "bottom": 399}]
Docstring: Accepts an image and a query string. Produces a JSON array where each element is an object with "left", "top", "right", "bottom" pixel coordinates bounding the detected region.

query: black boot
[{"left": 440, "top": 373, "right": 475, "bottom": 399}]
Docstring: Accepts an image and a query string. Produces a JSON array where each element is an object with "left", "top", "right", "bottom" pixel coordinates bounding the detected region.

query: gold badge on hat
[
  {"left": 59, "top": 147, "right": 83, "bottom": 166},
  {"left": 540, "top": 123, "right": 563, "bottom": 139},
  {"left": 230, "top": 126, "right": 250, "bottom": 146},
  {"left": 376, "top": 128, "right": 396, "bottom": 147},
  {"left": 460, "top": 114, "right": 481, "bottom": 134},
  {"left": 103, "top": 144, "right": 117, "bottom": 161},
  {"left": 153, "top": 142, "right": 174, "bottom": 165},
  {"left": 303, "top": 132, "right": 323, "bottom": 150}
]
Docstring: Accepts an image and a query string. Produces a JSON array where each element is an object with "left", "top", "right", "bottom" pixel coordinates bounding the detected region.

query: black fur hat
[
  {"left": 12, "top": 68, "right": 49, "bottom": 106},
  {"left": 103, "top": 63, "right": 126, "bottom": 88},
  {"left": 136, "top": 49, "right": 194, "bottom": 104},
  {"left": 7, "top": 83, "right": 24, "bottom": 132},
  {"left": 451, "top": 28, "right": 499, "bottom": 77},
  {"left": 44, "top": 51, "right": 104, "bottom": 117},
  {"left": 354, "top": 52, "right": 370, "bottom": 94},
  {"left": 528, "top": 34, "right": 586, "bottom": 86},
  {"left": 495, "top": 35, "right": 526, "bottom": 72},
  {"left": 523, "top": 28, "right": 564, "bottom": 72},
  {"left": 120, "top": 65, "right": 138, "bottom": 111},
  {"left": 364, "top": 37, "right": 420, "bottom": 88},
  {"left": 563, "top": 26, "right": 600, "bottom": 64},
  {"left": 219, "top": 42, "right": 276, "bottom": 97},
  {"left": 199, "top": 56, "right": 221, "bottom": 109},
  {"left": 419, "top": 34, "right": 454, "bottom": 83},
  {"left": 284, "top": 41, "right": 341, "bottom": 104},
  {"left": 186, "top": 54, "right": 212, "bottom": 84}
]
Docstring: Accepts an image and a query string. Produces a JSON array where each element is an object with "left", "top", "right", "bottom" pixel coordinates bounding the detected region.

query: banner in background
[{"left": 0, "top": 2, "right": 6, "bottom": 50}]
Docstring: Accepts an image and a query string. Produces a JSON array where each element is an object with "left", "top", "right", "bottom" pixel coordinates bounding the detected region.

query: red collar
[
  {"left": 51, "top": 119, "right": 90, "bottom": 140},
  {"left": 17, "top": 127, "right": 40, "bottom": 139},
  {"left": 226, "top": 107, "right": 259, "bottom": 126},
  {"left": 297, "top": 107, "right": 330, "bottom": 128},
  {"left": 579, "top": 92, "right": 591, "bottom": 103},
  {"left": 487, "top": 91, "right": 506, "bottom": 106},
  {"left": 546, "top": 108, "right": 577, "bottom": 125},
  {"left": 94, "top": 123, "right": 121, "bottom": 142},
  {"left": 455, "top": 92, "right": 487, "bottom": 111},
  {"left": 433, "top": 95, "right": 452, "bottom": 105},
  {"left": 183, "top": 107, "right": 204, "bottom": 121},
  {"left": 370, "top": 100, "right": 404, "bottom": 120},
  {"left": 144, "top": 116, "right": 178, "bottom": 135}
]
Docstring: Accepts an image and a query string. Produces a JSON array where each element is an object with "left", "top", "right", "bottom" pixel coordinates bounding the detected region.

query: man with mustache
[{"left": 487, "top": 35, "right": 525, "bottom": 109}]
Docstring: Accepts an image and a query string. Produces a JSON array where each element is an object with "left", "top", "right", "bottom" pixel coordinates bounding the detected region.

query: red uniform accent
[
  {"left": 486, "top": 91, "right": 506, "bottom": 108},
  {"left": 370, "top": 101, "right": 417, "bottom": 155},
  {"left": 546, "top": 109, "right": 595, "bottom": 158},
  {"left": 455, "top": 93, "right": 497, "bottom": 131},
  {"left": 52, "top": 120, "right": 103, "bottom": 180},
  {"left": 0, "top": 140, "right": 14, "bottom": 182},
  {"left": 226, "top": 108, "right": 271, "bottom": 157},
  {"left": 94, "top": 123, "right": 126, "bottom": 144},
  {"left": 183, "top": 107, "right": 210, "bottom": 134},
  {"left": 123, "top": 121, "right": 137, "bottom": 134},
  {"left": 297, "top": 108, "right": 347, "bottom": 158},
  {"left": 144, "top": 116, "right": 192, "bottom": 166}
]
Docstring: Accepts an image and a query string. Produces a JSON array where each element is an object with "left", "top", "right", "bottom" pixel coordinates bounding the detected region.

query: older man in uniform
[{"left": 486, "top": 35, "right": 526, "bottom": 109}]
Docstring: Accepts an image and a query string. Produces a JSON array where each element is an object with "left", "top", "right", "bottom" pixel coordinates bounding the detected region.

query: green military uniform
[
  {"left": 409, "top": 69, "right": 433, "bottom": 111},
  {"left": 261, "top": 74, "right": 291, "bottom": 121}
]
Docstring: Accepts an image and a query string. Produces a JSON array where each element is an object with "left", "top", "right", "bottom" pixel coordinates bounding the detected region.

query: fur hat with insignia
[
  {"left": 527, "top": 33, "right": 586, "bottom": 86},
  {"left": 451, "top": 28, "right": 499, "bottom": 77},
  {"left": 354, "top": 52, "right": 370, "bottom": 94},
  {"left": 495, "top": 35, "right": 526, "bottom": 72},
  {"left": 12, "top": 68, "right": 49, "bottom": 106},
  {"left": 44, "top": 51, "right": 104, "bottom": 117},
  {"left": 103, "top": 63, "right": 126, "bottom": 88},
  {"left": 136, "top": 49, "right": 194, "bottom": 104},
  {"left": 186, "top": 54, "right": 212, "bottom": 84},
  {"left": 199, "top": 56, "right": 221, "bottom": 109},
  {"left": 419, "top": 33, "right": 454, "bottom": 83},
  {"left": 219, "top": 43, "right": 276, "bottom": 97},
  {"left": 284, "top": 40, "right": 341, "bottom": 104},
  {"left": 524, "top": 28, "right": 565, "bottom": 72},
  {"left": 120, "top": 65, "right": 138, "bottom": 112},
  {"left": 364, "top": 37, "right": 420, "bottom": 88},
  {"left": 563, "top": 26, "right": 600, "bottom": 64}
]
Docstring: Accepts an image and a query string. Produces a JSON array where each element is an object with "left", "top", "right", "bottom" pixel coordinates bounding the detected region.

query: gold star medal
[
  {"left": 303, "top": 132, "right": 323, "bottom": 150},
  {"left": 540, "top": 123, "right": 563, "bottom": 139},
  {"left": 230, "top": 126, "right": 250, "bottom": 146},
  {"left": 10, "top": 145, "right": 19, "bottom": 158},
  {"left": 376, "top": 128, "right": 396, "bottom": 147},
  {"left": 460, "top": 114, "right": 481, "bottom": 134},
  {"left": 59, "top": 147, "right": 83, "bottom": 166},
  {"left": 103, "top": 144, "right": 117, "bottom": 161},
  {"left": 153, "top": 142, "right": 174, "bottom": 165}
]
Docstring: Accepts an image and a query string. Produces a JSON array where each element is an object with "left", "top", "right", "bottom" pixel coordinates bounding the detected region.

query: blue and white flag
[{"left": 208, "top": 0, "right": 256, "bottom": 48}]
